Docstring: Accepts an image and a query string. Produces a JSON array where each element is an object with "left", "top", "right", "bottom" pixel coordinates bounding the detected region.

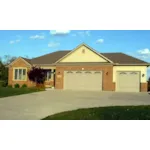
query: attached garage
[
  {"left": 64, "top": 71, "right": 102, "bottom": 91},
  {"left": 116, "top": 71, "right": 140, "bottom": 92}
]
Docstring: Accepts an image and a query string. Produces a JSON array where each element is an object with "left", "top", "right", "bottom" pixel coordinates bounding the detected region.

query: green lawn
[
  {"left": 0, "top": 87, "right": 42, "bottom": 98},
  {"left": 43, "top": 106, "right": 150, "bottom": 120}
]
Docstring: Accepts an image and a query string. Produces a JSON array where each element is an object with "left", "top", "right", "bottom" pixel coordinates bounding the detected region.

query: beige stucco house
[{"left": 8, "top": 43, "right": 150, "bottom": 92}]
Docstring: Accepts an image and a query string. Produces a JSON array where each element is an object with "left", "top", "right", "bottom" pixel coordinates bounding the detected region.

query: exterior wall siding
[
  {"left": 8, "top": 58, "right": 33, "bottom": 87},
  {"left": 55, "top": 65, "right": 114, "bottom": 91},
  {"left": 140, "top": 83, "right": 148, "bottom": 92},
  {"left": 8, "top": 66, "right": 35, "bottom": 87},
  {"left": 113, "top": 66, "right": 148, "bottom": 92},
  {"left": 60, "top": 45, "right": 108, "bottom": 63},
  {"left": 45, "top": 81, "right": 54, "bottom": 87},
  {"left": 8, "top": 58, "right": 148, "bottom": 92},
  {"left": 113, "top": 66, "right": 147, "bottom": 83},
  {"left": 8, "top": 58, "right": 55, "bottom": 88}
]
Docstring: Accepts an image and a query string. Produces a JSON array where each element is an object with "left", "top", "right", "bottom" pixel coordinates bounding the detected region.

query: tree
[
  {"left": 148, "top": 77, "right": 150, "bottom": 92},
  {"left": 0, "top": 60, "right": 8, "bottom": 86},
  {"left": 0, "top": 60, "right": 8, "bottom": 80},
  {"left": 27, "top": 67, "right": 46, "bottom": 85},
  {"left": 3, "top": 55, "right": 17, "bottom": 65}
]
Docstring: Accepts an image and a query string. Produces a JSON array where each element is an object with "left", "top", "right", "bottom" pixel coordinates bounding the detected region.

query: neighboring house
[{"left": 7, "top": 43, "right": 150, "bottom": 92}]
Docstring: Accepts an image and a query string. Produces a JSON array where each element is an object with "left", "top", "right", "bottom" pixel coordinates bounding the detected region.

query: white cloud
[
  {"left": 9, "top": 39, "right": 21, "bottom": 44},
  {"left": 96, "top": 39, "right": 104, "bottom": 43},
  {"left": 137, "top": 48, "right": 150, "bottom": 59},
  {"left": 72, "top": 30, "right": 91, "bottom": 37},
  {"left": 50, "top": 30, "right": 70, "bottom": 35},
  {"left": 30, "top": 35, "right": 45, "bottom": 39},
  {"left": 9, "top": 40, "right": 15, "bottom": 44},
  {"left": 138, "top": 48, "right": 150, "bottom": 55},
  {"left": 48, "top": 42, "right": 60, "bottom": 48}
]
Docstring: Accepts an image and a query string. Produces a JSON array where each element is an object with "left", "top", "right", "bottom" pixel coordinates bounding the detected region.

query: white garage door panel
[
  {"left": 116, "top": 71, "right": 140, "bottom": 92},
  {"left": 64, "top": 71, "right": 102, "bottom": 91}
]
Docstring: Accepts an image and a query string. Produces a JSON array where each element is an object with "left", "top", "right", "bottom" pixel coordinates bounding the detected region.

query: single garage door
[
  {"left": 116, "top": 71, "right": 140, "bottom": 92},
  {"left": 64, "top": 71, "right": 102, "bottom": 91}
]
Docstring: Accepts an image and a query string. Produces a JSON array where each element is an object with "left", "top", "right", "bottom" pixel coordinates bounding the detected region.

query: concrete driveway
[{"left": 0, "top": 90, "right": 150, "bottom": 120}]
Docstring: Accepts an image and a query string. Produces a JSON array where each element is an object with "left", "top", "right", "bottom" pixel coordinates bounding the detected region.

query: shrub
[
  {"left": 0, "top": 81, "right": 3, "bottom": 87},
  {"left": 28, "top": 67, "right": 46, "bottom": 85},
  {"left": 29, "top": 85, "right": 45, "bottom": 91},
  {"left": 7, "top": 85, "right": 12, "bottom": 88},
  {"left": 21, "top": 84, "right": 27, "bottom": 88},
  {"left": 14, "top": 83, "right": 20, "bottom": 88},
  {"left": 0, "top": 80, "right": 8, "bottom": 87},
  {"left": 36, "top": 83, "right": 45, "bottom": 91}
]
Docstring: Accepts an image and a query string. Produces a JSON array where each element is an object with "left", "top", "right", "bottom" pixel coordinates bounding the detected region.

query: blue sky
[{"left": 0, "top": 30, "right": 150, "bottom": 78}]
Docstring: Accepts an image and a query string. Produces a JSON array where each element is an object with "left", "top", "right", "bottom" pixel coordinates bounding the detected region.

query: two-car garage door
[
  {"left": 116, "top": 71, "right": 140, "bottom": 92},
  {"left": 64, "top": 71, "right": 102, "bottom": 91}
]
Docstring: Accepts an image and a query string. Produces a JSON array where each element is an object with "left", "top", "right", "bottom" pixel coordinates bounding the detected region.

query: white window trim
[{"left": 13, "top": 67, "right": 27, "bottom": 81}]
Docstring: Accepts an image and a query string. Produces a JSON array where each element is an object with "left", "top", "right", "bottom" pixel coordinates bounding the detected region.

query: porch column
[{"left": 51, "top": 69, "right": 54, "bottom": 80}]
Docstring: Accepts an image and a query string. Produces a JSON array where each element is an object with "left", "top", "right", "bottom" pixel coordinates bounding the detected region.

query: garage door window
[
  {"left": 120, "top": 72, "right": 126, "bottom": 75},
  {"left": 76, "top": 71, "right": 82, "bottom": 73},
  {"left": 130, "top": 72, "right": 137, "bottom": 75},
  {"left": 85, "top": 71, "right": 92, "bottom": 74},
  {"left": 67, "top": 71, "right": 73, "bottom": 73},
  {"left": 95, "top": 71, "right": 101, "bottom": 74}
]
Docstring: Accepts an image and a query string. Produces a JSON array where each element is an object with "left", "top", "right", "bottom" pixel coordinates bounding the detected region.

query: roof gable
[
  {"left": 56, "top": 43, "right": 113, "bottom": 63},
  {"left": 8, "top": 57, "right": 32, "bottom": 67}
]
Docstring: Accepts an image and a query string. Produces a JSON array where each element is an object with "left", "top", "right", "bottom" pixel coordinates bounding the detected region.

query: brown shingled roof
[
  {"left": 101, "top": 53, "right": 147, "bottom": 64},
  {"left": 21, "top": 57, "right": 31, "bottom": 64},
  {"left": 30, "top": 50, "right": 71, "bottom": 65},
  {"left": 21, "top": 50, "right": 149, "bottom": 65}
]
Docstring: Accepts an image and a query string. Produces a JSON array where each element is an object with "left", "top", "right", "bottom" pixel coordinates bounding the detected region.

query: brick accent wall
[
  {"left": 112, "top": 82, "right": 116, "bottom": 91},
  {"left": 55, "top": 65, "right": 114, "bottom": 91},
  {"left": 113, "top": 82, "right": 147, "bottom": 92},
  {"left": 8, "top": 58, "right": 34, "bottom": 87},
  {"left": 140, "top": 83, "right": 148, "bottom": 92},
  {"left": 44, "top": 81, "right": 54, "bottom": 87}
]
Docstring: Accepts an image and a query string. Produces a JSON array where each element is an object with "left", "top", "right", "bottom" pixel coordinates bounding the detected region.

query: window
[
  {"left": 14, "top": 68, "right": 26, "bottom": 80},
  {"left": 45, "top": 70, "right": 51, "bottom": 81}
]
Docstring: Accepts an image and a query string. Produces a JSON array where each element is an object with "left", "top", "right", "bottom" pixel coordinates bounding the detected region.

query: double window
[{"left": 14, "top": 68, "right": 27, "bottom": 80}]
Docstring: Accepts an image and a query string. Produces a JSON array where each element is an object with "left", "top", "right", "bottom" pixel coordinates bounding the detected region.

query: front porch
[{"left": 42, "top": 67, "right": 56, "bottom": 88}]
